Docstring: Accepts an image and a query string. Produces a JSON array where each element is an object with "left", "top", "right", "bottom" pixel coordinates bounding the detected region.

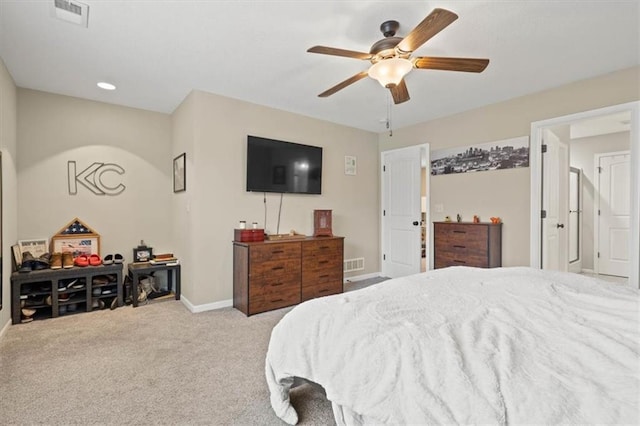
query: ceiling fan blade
[
  {"left": 390, "top": 80, "right": 410, "bottom": 104},
  {"left": 307, "top": 46, "right": 372, "bottom": 60},
  {"left": 414, "top": 56, "right": 489, "bottom": 72},
  {"left": 396, "top": 8, "right": 458, "bottom": 54},
  {"left": 318, "top": 71, "right": 369, "bottom": 97}
]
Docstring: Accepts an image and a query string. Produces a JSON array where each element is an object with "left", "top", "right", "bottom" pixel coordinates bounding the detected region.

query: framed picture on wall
[{"left": 173, "top": 153, "right": 186, "bottom": 193}]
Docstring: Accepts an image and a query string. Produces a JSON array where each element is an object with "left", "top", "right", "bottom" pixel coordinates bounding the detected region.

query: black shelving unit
[{"left": 11, "top": 264, "right": 123, "bottom": 324}]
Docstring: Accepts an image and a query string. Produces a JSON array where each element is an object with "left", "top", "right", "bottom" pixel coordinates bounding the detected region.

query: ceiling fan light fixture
[{"left": 368, "top": 58, "right": 413, "bottom": 88}]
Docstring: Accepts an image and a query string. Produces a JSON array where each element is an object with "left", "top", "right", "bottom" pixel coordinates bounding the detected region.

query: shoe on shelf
[
  {"left": 110, "top": 297, "right": 118, "bottom": 310},
  {"left": 92, "top": 287, "right": 102, "bottom": 296},
  {"left": 64, "top": 279, "right": 78, "bottom": 289},
  {"left": 32, "top": 253, "right": 51, "bottom": 270},
  {"left": 21, "top": 308, "right": 36, "bottom": 318},
  {"left": 74, "top": 255, "right": 89, "bottom": 267},
  {"left": 62, "top": 252, "right": 74, "bottom": 269},
  {"left": 19, "top": 251, "right": 35, "bottom": 273},
  {"left": 91, "top": 299, "right": 105, "bottom": 310},
  {"left": 114, "top": 253, "right": 124, "bottom": 264},
  {"left": 50, "top": 252, "right": 63, "bottom": 270},
  {"left": 93, "top": 276, "right": 109, "bottom": 285},
  {"left": 103, "top": 254, "right": 114, "bottom": 265},
  {"left": 89, "top": 254, "right": 102, "bottom": 266}
]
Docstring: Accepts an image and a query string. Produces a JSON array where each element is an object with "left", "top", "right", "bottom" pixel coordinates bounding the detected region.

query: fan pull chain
[{"left": 386, "top": 92, "right": 393, "bottom": 137}]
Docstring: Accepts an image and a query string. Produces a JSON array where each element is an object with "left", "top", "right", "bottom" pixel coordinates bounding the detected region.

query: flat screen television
[{"left": 246, "top": 135, "right": 322, "bottom": 194}]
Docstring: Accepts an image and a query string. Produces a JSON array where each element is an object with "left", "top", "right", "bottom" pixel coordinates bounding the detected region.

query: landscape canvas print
[{"left": 431, "top": 136, "right": 529, "bottom": 175}]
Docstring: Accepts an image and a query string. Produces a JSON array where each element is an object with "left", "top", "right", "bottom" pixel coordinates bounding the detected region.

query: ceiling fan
[{"left": 307, "top": 8, "right": 489, "bottom": 104}]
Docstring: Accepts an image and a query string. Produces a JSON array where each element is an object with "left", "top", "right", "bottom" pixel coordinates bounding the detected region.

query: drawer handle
[
  {"left": 318, "top": 260, "right": 329, "bottom": 264},
  {"left": 319, "top": 246, "right": 330, "bottom": 250},
  {"left": 319, "top": 289, "right": 330, "bottom": 293},
  {"left": 272, "top": 266, "right": 284, "bottom": 271},
  {"left": 319, "top": 274, "right": 329, "bottom": 279},
  {"left": 453, "top": 230, "right": 466, "bottom": 234},
  {"left": 454, "top": 260, "right": 467, "bottom": 264},
  {"left": 453, "top": 245, "right": 466, "bottom": 249},
  {"left": 271, "top": 282, "right": 283, "bottom": 287},
  {"left": 272, "top": 250, "right": 285, "bottom": 254},
  {"left": 271, "top": 298, "right": 284, "bottom": 303}
]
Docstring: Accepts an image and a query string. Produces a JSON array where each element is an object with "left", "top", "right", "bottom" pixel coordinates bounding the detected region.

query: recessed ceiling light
[{"left": 97, "top": 82, "right": 116, "bottom": 91}]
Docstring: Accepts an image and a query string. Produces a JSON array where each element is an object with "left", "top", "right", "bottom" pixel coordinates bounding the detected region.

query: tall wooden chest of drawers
[
  {"left": 434, "top": 222, "right": 502, "bottom": 269},
  {"left": 233, "top": 236, "right": 344, "bottom": 316}
]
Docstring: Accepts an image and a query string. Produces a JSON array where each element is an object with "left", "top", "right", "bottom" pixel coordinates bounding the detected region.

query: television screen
[{"left": 246, "top": 136, "right": 322, "bottom": 194}]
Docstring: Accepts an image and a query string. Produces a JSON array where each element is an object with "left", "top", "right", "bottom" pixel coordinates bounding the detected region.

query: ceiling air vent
[{"left": 50, "top": 0, "right": 89, "bottom": 27}]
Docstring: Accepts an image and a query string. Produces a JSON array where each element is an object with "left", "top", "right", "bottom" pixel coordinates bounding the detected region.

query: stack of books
[{"left": 149, "top": 253, "right": 179, "bottom": 266}]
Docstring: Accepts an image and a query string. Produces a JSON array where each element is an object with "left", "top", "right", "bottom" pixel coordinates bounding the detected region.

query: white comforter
[{"left": 265, "top": 267, "right": 639, "bottom": 425}]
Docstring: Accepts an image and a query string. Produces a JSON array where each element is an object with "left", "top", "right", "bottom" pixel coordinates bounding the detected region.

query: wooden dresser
[
  {"left": 434, "top": 222, "right": 502, "bottom": 269},
  {"left": 233, "top": 236, "right": 344, "bottom": 316}
]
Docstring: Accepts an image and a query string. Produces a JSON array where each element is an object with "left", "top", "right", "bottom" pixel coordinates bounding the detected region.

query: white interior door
[
  {"left": 542, "top": 130, "right": 569, "bottom": 271},
  {"left": 597, "top": 152, "right": 630, "bottom": 277},
  {"left": 382, "top": 146, "right": 422, "bottom": 278}
]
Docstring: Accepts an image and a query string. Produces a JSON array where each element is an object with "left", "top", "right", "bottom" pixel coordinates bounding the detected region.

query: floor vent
[
  {"left": 344, "top": 258, "right": 365, "bottom": 273},
  {"left": 51, "top": 0, "right": 90, "bottom": 27}
]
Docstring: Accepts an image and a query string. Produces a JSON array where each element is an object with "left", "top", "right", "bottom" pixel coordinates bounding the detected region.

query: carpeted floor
[{"left": 0, "top": 276, "right": 388, "bottom": 425}]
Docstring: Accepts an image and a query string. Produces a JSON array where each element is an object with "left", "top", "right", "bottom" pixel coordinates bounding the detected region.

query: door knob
[
  {"left": 412, "top": 221, "right": 419, "bottom": 226},
  {"left": 557, "top": 223, "right": 565, "bottom": 229}
]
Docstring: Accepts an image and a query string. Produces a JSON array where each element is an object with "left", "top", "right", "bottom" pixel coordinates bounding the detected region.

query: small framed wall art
[
  {"left": 344, "top": 155, "right": 357, "bottom": 175},
  {"left": 173, "top": 153, "right": 186, "bottom": 193}
]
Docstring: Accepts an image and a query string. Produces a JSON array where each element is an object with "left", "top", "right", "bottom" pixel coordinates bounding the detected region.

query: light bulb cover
[
  {"left": 97, "top": 81, "right": 116, "bottom": 90},
  {"left": 368, "top": 58, "right": 413, "bottom": 88}
]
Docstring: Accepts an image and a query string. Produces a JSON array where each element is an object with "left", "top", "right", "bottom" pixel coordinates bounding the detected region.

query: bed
[{"left": 265, "top": 266, "right": 639, "bottom": 425}]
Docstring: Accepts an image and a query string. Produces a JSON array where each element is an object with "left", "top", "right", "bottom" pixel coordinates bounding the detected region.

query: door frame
[
  {"left": 568, "top": 166, "right": 583, "bottom": 273},
  {"left": 380, "top": 143, "right": 430, "bottom": 277},
  {"left": 593, "top": 150, "right": 631, "bottom": 275},
  {"left": 529, "top": 101, "right": 639, "bottom": 287}
]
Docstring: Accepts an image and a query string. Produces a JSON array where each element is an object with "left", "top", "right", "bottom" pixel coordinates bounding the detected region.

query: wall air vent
[
  {"left": 344, "top": 258, "right": 365, "bottom": 273},
  {"left": 51, "top": 0, "right": 89, "bottom": 27}
]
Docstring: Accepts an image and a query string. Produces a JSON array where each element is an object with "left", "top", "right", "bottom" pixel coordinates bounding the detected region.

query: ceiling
[{"left": 0, "top": 1, "right": 638, "bottom": 133}]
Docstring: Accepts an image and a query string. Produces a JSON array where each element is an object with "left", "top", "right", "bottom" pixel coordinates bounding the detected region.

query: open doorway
[{"left": 530, "top": 102, "right": 639, "bottom": 287}]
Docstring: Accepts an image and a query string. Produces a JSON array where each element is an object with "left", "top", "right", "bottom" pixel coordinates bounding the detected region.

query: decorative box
[{"left": 234, "top": 229, "right": 265, "bottom": 242}]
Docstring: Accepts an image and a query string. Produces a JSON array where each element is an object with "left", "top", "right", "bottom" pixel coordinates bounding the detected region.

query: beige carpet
[{"left": 0, "top": 278, "right": 387, "bottom": 425}]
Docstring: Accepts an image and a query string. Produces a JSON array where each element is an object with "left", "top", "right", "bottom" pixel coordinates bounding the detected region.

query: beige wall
[
  {"left": 173, "top": 90, "right": 379, "bottom": 306},
  {"left": 570, "top": 131, "right": 630, "bottom": 270},
  {"left": 0, "top": 57, "right": 17, "bottom": 330},
  {"left": 379, "top": 66, "right": 640, "bottom": 267},
  {"left": 17, "top": 89, "right": 173, "bottom": 264}
]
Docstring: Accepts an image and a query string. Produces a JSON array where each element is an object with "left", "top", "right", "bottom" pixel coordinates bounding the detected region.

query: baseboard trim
[
  {"left": 581, "top": 268, "right": 595, "bottom": 274},
  {"left": 180, "top": 295, "right": 233, "bottom": 313},
  {"left": 0, "top": 318, "right": 12, "bottom": 342},
  {"left": 344, "top": 272, "right": 381, "bottom": 283}
]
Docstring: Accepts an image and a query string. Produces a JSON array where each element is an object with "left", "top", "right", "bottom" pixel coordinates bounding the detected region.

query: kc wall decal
[{"left": 68, "top": 161, "right": 126, "bottom": 196}]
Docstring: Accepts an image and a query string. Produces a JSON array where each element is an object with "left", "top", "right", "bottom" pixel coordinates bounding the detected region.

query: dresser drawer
[
  {"left": 302, "top": 254, "right": 341, "bottom": 273},
  {"left": 250, "top": 257, "right": 300, "bottom": 276},
  {"left": 301, "top": 280, "right": 342, "bottom": 302},
  {"left": 434, "top": 252, "right": 489, "bottom": 269},
  {"left": 250, "top": 243, "right": 301, "bottom": 264},
  {"left": 302, "top": 239, "right": 342, "bottom": 257},
  {"left": 250, "top": 275, "right": 300, "bottom": 298},
  {"left": 434, "top": 225, "right": 488, "bottom": 251},
  {"left": 249, "top": 285, "right": 300, "bottom": 315}
]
